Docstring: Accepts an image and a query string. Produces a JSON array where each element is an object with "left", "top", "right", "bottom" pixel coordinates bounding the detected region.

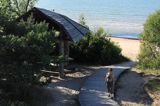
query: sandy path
[
  {"left": 46, "top": 67, "right": 97, "bottom": 106},
  {"left": 110, "top": 37, "right": 140, "bottom": 61},
  {"left": 115, "top": 69, "right": 152, "bottom": 106}
]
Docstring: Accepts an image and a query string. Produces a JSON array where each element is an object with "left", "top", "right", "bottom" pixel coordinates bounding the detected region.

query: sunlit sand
[{"left": 110, "top": 37, "right": 140, "bottom": 61}]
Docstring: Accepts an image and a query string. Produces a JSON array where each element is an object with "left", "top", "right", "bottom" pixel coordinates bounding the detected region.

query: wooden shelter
[{"left": 18, "top": 7, "right": 90, "bottom": 77}]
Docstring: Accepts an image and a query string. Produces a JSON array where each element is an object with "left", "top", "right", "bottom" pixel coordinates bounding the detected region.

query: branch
[
  {"left": 13, "top": 0, "right": 20, "bottom": 14},
  {"left": 25, "top": 0, "right": 30, "bottom": 12}
]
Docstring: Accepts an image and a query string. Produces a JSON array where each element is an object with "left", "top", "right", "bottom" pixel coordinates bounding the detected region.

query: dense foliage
[
  {"left": 0, "top": 0, "right": 57, "bottom": 105},
  {"left": 138, "top": 10, "right": 160, "bottom": 69},
  {"left": 0, "top": 0, "right": 37, "bottom": 18},
  {"left": 70, "top": 27, "right": 127, "bottom": 65},
  {"left": 0, "top": 13, "right": 57, "bottom": 105},
  {"left": 0, "top": 16, "right": 56, "bottom": 85}
]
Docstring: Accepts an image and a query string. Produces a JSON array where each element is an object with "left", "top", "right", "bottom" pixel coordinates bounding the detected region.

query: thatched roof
[{"left": 18, "top": 7, "right": 90, "bottom": 42}]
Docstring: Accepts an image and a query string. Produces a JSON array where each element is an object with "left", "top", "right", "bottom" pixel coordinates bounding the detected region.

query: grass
[
  {"left": 141, "top": 69, "right": 160, "bottom": 75},
  {"left": 145, "top": 79, "right": 160, "bottom": 93},
  {"left": 144, "top": 78, "right": 160, "bottom": 105},
  {"left": 121, "top": 104, "right": 145, "bottom": 106},
  {"left": 10, "top": 101, "right": 27, "bottom": 106},
  {"left": 135, "top": 65, "right": 160, "bottom": 75},
  {"left": 133, "top": 66, "right": 160, "bottom": 105}
]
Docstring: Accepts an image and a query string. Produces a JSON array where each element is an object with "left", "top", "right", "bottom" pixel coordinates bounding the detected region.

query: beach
[
  {"left": 110, "top": 37, "right": 140, "bottom": 61},
  {"left": 37, "top": 0, "right": 160, "bottom": 38}
]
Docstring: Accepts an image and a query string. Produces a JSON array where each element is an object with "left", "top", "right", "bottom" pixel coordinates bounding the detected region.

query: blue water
[{"left": 36, "top": 0, "right": 160, "bottom": 38}]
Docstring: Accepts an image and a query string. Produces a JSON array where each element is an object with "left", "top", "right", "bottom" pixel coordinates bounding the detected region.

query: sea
[{"left": 36, "top": 0, "right": 160, "bottom": 38}]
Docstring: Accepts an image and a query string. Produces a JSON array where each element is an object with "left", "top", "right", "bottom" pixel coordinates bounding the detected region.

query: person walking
[{"left": 105, "top": 68, "right": 114, "bottom": 98}]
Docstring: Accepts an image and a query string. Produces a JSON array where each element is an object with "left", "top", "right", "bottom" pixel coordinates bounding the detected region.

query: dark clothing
[
  {"left": 105, "top": 73, "right": 114, "bottom": 94},
  {"left": 107, "top": 81, "right": 113, "bottom": 94}
]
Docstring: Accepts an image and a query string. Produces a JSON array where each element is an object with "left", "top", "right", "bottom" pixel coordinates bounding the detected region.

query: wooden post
[
  {"left": 64, "top": 40, "right": 69, "bottom": 66},
  {"left": 59, "top": 40, "right": 65, "bottom": 78}
]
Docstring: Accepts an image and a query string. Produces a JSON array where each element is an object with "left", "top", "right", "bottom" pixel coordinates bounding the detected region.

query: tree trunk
[
  {"left": 59, "top": 40, "right": 65, "bottom": 78},
  {"left": 64, "top": 40, "right": 69, "bottom": 66}
]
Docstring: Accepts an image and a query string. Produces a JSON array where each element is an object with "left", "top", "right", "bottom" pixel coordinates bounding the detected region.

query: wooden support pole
[
  {"left": 59, "top": 40, "right": 65, "bottom": 78},
  {"left": 64, "top": 40, "right": 69, "bottom": 66}
]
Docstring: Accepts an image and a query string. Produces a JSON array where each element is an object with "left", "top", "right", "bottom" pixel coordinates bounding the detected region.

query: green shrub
[
  {"left": 0, "top": 17, "right": 56, "bottom": 85},
  {"left": 0, "top": 1, "right": 55, "bottom": 105},
  {"left": 138, "top": 10, "right": 160, "bottom": 69},
  {"left": 0, "top": 15, "right": 57, "bottom": 105},
  {"left": 70, "top": 27, "right": 127, "bottom": 65}
]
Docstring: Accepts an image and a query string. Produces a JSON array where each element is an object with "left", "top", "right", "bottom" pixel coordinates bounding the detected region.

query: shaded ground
[
  {"left": 144, "top": 76, "right": 160, "bottom": 105},
  {"left": 46, "top": 66, "right": 97, "bottom": 106},
  {"left": 0, "top": 66, "right": 96, "bottom": 106},
  {"left": 115, "top": 69, "right": 153, "bottom": 106},
  {"left": 45, "top": 62, "right": 134, "bottom": 106},
  {"left": 79, "top": 61, "right": 134, "bottom": 106}
]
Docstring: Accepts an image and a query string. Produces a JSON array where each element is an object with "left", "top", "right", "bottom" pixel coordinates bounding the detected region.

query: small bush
[{"left": 70, "top": 27, "right": 127, "bottom": 65}]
